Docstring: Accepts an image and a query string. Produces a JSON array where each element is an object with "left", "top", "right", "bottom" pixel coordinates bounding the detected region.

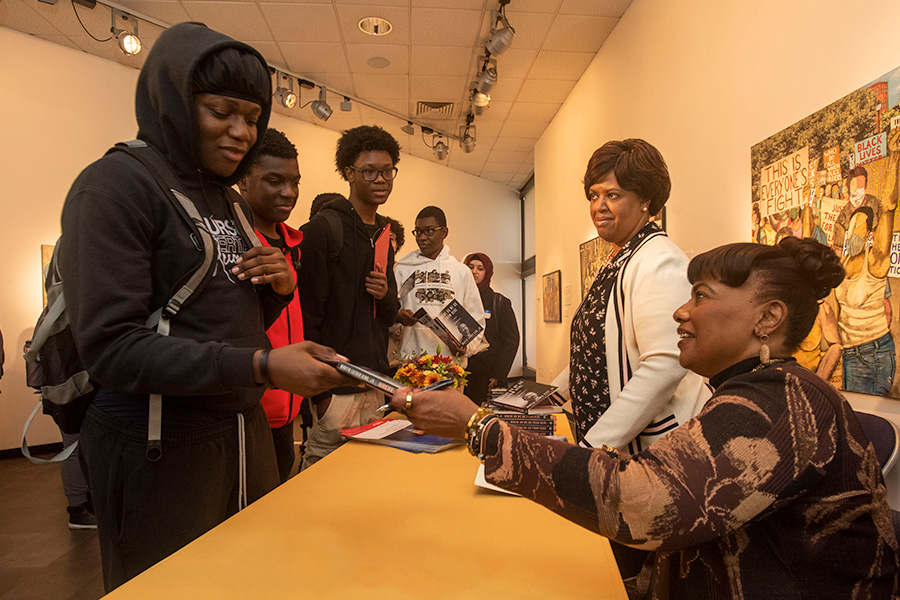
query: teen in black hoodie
[{"left": 58, "top": 22, "right": 345, "bottom": 591}]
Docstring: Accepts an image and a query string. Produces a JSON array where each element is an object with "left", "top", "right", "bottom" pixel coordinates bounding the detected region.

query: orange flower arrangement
[{"left": 394, "top": 350, "right": 469, "bottom": 389}]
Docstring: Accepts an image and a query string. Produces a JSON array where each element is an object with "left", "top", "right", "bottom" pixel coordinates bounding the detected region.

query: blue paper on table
[{"left": 340, "top": 419, "right": 463, "bottom": 454}]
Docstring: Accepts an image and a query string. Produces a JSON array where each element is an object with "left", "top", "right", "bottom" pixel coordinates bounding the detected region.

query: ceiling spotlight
[
  {"left": 433, "top": 135, "right": 449, "bottom": 161},
  {"left": 340, "top": 96, "right": 352, "bottom": 112},
  {"left": 486, "top": 10, "right": 515, "bottom": 56},
  {"left": 310, "top": 87, "right": 332, "bottom": 121},
  {"left": 472, "top": 91, "right": 491, "bottom": 115},
  {"left": 111, "top": 9, "right": 141, "bottom": 56},
  {"left": 401, "top": 121, "right": 415, "bottom": 135},
  {"left": 459, "top": 122, "right": 476, "bottom": 154},
  {"left": 476, "top": 59, "right": 498, "bottom": 94},
  {"left": 274, "top": 74, "right": 297, "bottom": 109}
]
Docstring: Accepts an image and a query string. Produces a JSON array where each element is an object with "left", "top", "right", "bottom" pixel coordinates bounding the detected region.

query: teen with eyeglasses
[
  {"left": 395, "top": 205, "right": 486, "bottom": 365},
  {"left": 297, "top": 125, "right": 402, "bottom": 468}
]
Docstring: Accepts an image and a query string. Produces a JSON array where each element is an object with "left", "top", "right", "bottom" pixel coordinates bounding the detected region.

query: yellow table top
[{"left": 105, "top": 429, "right": 627, "bottom": 599}]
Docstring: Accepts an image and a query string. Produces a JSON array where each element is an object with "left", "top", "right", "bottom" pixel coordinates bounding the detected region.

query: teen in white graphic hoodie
[{"left": 394, "top": 206, "right": 485, "bottom": 365}]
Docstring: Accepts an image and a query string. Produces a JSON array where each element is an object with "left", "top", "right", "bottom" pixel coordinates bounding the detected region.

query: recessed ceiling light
[
  {"left": 367, "top": 56, "right": 391, "bottom": 69},
  {"left": 358, "top": 17, "right": 392, "bottom": 36}
]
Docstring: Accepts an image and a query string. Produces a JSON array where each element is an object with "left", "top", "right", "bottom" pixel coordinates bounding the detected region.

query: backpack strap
[
  {"left": 320, "top": 207, "right": 344, "bottom": 259},
  {"left": 20, "top": 398, "right": 78, "bottom": 463},
  {"left": 111, "top": 140, "right": 221, "bottom": 461}
]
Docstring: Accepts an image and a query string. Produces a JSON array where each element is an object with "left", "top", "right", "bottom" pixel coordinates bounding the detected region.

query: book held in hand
[
  {"left": 340, "top": 419, "right": 463, "bottom": 454},
  {"left": 315, "top": 356, "right": 400, "bottom": 396},
  {"left": 414, "top": 298, "right": 483, "bottom": 348}
]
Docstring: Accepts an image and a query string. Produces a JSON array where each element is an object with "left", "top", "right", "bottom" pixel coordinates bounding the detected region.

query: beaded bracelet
[{"left": 465, "top": 407, "right": 497, "bottom": 459}]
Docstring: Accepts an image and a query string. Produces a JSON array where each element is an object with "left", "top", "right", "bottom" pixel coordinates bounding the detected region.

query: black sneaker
[{"left": 67, "top": 503, "right": 98, "bottom": 530}]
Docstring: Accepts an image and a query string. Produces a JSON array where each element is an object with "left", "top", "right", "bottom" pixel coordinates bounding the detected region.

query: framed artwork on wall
[{"left": 542, "top": 270, "right": 561, "bottom": 323}]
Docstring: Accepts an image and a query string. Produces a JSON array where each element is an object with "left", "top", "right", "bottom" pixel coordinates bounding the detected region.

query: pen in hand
[{"left": 375, "top": 378, "right": 455, "bottom": 412}]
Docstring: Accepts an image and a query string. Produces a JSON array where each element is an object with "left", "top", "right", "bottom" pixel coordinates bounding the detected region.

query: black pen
[{"left": 376, "top": 379, "right": 455, "bottom": 412}]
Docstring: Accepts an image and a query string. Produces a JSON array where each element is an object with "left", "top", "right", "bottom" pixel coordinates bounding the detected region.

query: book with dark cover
[
  {"left": 315, "top": 356, "right": 400, "bottom": 396},
  {"left": 490, "top": 380, "right": 559, "bottom": 411},
  {"left": 413, "top": 299, "right": 484, "bottom": 348}
]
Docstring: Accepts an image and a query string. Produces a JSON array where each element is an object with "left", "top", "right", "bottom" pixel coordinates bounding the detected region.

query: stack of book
[
  {"left": 485, "top": 380, "right": 561, "bottom": 415},
  {"left": 494, "top": 413, "right": 555, "bottom": 436}
]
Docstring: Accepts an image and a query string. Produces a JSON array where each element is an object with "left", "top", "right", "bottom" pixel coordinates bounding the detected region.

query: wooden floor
[{"left": 0, "top": 453, "right": 104, "bottom": 600}]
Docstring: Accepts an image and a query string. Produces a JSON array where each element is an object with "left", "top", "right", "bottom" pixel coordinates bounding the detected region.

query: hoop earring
[{"left": 759, "top": 334, "right": 771, "bottom": 364}]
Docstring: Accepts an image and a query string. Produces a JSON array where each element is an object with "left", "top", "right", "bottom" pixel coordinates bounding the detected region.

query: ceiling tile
[
  {"left": 410, "top": 46, "right": 473, "bottom": 76},
  {"left": 504, "top": 0, "right": 561, "bottom": 12},
  {"left": 2, "top": 0, "right": 61, "bottom": 36},
  {"left": 500, "top": 120, "right": 548, "bottom": 138},
  {"left": 354, "top": 73, "right": 409, "bottom": 99},
  {"left": 335, "top": 0, "right": 408, "bottom": 6},
  {"left": 527, "top": 50, "right": 595, "bottom": 80},
  {"left": 487, "top": 150, "right": 531, "bottom": 164},
  {"left": 302, "top": 72, "right": 355, "bottom": 93},
  {"left": 492, "top": 136, "right": 539, "bottom": 152},
  {"left": 44, "top": 0, "right": 112, "bottom": 36},
  {"left": 260, "top": 3, "right": 340, "bottom": 43},
  {"left": 517, "top": 78, "right": 576, "bottom": 103},
  {"left": 114, "top": 1, "right": 191, "bottom": 25},
  {"left": 411, "top": 8, "right": 482, "bottom": 47},
  {"left": 280, "top": 42, "right": 348, "bottom": 74},
  {"left": 470, "top": 120, "right": 502, "bottom": 137},
  {"left": 482, "top": 172, "right": 514, "bottom": 185},
  {"left": 346, "top": 43, "right": 409, "bottom": 74},
  {"left": 410, "top": 75, "right": 468, "bottom": 102},
  {"left": 182, "top": 2, "right": 271, "bottom": 42},
  {"left": 251, "top": 41, "right": 287, "bottom": 70},
  {"left": 336, "top": 4, "right": 410, "bottom": 45},
  {"left": 493, "top": 48, "right": 538, "bottom": 79},
  {"left": 413, "top": 0, "right": 484, "bottom": 8},
  {"left": 543, "top": 15, "right": 615, "bottom": 53},
  {"left": 486, "top": 78, "right": 523, "bottom": 102},
  {"left": 559, "top": 0, "right": 632, "bottom": 18},
  {"left": 501, "top": 11, "right": 553, "bottom": 50}
]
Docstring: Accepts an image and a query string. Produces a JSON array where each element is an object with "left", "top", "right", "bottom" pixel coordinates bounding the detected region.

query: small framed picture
[{"left": 542, "top": 270, "right": 561, "bottom": 323}]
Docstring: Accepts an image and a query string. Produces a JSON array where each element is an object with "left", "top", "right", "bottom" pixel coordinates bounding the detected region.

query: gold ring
[{"left": 405, "top": 391, "right": 414, "bottom": 412}]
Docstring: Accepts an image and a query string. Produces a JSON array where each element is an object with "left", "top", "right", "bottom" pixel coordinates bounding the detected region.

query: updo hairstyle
[
  {"left": 687, "top": 237, "right": 845, "bottom": 351},
  {"left": 582, "top": 139, "right": 671, "bottom": 216}
]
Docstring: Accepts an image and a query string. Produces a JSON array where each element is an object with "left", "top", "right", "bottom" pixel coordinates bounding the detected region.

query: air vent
[{"left": 416, "top": 101, "right": 455, "bottom": 117}]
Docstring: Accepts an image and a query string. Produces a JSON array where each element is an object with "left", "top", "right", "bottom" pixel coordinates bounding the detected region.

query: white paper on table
[
  {"left": 474, "top": 464, "right": 520, "bottom": 496},
  {"left": 349, "top": 419, "right": 412, "bottom": 440}
]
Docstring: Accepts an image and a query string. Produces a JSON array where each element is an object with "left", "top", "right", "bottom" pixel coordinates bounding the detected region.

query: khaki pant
[{"left": 300, "top": 390, "right": 381, "bottom": 470}]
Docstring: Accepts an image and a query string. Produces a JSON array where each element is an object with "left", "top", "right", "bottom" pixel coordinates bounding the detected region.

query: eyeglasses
[
  {"left": 412, "top": 226, "right": 445, "bottom": 238},
  {"left": 347, "top": 165, "right": 398, "bottom": 181}
]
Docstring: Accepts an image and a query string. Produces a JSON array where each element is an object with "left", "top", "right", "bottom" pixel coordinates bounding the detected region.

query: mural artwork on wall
[
  {"left": 751, "top": 64, "right": 900, "bottom": 399},
  {"left": 542, "top": 270, "right": 561, "bottom": 323}
]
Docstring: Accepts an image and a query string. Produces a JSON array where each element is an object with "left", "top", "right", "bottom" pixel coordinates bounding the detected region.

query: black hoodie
[
  {"left": 298, "top": 198, "right": 399, "bottom": 387},
  {"left": 59, "top": 22, "right": 286, "bottom": 418}
]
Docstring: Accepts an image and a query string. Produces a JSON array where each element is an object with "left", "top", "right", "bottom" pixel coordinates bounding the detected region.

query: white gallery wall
[
  {"left": 532, "top": 0, "right": 900, "bottom": 504},
  {"left": 0, "top": 26, "right": 521, "bottom": 452}
]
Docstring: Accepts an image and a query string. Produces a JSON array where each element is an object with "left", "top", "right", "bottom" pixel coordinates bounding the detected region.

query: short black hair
[
  {"left": 310, "top": 193, "right": 346, "bottom": 219},
  {"left": 256, "top": 128, "right": 297, "bottom": 162},
  {"left": 384, "top": 216, "right": 405, "bottom": 251},
  {"left": 335, "top": 126, "right": 401, "bottom": 181},
  {"left": 583, "top": 138, "right": 671, "bottom": 216},
  {"left": 416, "top": 205, "right": 446, "bottom": 228}
]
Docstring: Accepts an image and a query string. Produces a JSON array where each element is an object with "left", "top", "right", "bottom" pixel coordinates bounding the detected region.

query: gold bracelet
[
  {"left": 599, "top": 444, "right": 619, "bottom": 459},
  {"left": 464, "top": 407, "right": 495, "bottom": 456}
]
